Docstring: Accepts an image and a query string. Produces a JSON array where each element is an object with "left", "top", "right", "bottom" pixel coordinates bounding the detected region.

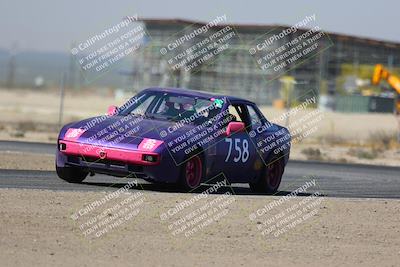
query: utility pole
[
  {"left": 58, "top": 73, "right": 66, "bottom": 128},
  {"left": 69, "top": 42, "right": 76, "bottom": 89},
  {"left": 388, "top": 54, "right": 394, "bottom": 72},
  {"left": 7, "top": 43, "right": 17, "bottom": 88}
]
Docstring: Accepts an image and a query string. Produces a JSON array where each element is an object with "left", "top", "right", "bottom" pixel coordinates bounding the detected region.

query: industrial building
[{"left": 130, "top": 18, "right": 400, "bottom": 112}]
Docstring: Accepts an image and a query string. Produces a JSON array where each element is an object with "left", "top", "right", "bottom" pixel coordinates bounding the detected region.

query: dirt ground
[
  {"left": 0, "top": 151, "right": 54, "bottom": 171},
  {"left": 0, "top": 188, "right": 398, "bottom": 267}
]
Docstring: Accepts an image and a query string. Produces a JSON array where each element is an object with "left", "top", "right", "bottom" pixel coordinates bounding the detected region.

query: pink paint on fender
[
  {"left": 138, "top": 138, "right": 163, "bottom": 152},
  {"left": 226, "top": 122, "right": 245, "bottom": 136},
  {"left": 64, "top": 128, "right": 86, "bottom": 141},
  {"left": 107, "top": 105, "right": 118, "bottom": 116}
]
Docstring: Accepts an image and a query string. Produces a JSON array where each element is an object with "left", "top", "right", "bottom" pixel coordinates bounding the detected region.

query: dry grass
[
  {"left": 316, "top": 134, "right": 347, "bottom": 145},
  {"left": 368, "top": 131, "right": 399, "bottom": 150}
]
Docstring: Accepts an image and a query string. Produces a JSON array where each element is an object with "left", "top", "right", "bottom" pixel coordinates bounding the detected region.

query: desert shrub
[
  {"left": 16, "top": 121, "right": 36, "bottom": 132},
  {"left": 10, "top": 130, "right": 25, "bottom": 138},
  {"left": 301, "top": 148, "right": 323, "bottom": 160},
  {"left": 347, "top": 148, "right": 378, "bottom": 159}
]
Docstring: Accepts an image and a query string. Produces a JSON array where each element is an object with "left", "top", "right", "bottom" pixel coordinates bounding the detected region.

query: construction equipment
[
  {"left": 371, "top": 64, "right": 400, "bottom": 114},
  {"left": 372, "top": 64, "right": 400, "bottom": 143}
]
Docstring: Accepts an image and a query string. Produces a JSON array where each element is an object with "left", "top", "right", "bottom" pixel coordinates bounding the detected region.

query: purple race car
[{"left": 56, "top": 87, "right": 291, "bottom": 193}]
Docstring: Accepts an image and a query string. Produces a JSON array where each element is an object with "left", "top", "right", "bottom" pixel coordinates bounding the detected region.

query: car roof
[{"left": 143, "top": 87, "right": 255, "bottom": 105}]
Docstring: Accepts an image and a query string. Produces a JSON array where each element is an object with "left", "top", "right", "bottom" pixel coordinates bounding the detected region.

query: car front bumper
[{"left": 56, "top": 140, "right": 181, "bottom": 183}]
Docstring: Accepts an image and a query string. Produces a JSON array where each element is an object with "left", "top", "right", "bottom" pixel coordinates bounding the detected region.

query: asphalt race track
[{"left": 1, "top": 140, "right": 399, "bottom": 199}]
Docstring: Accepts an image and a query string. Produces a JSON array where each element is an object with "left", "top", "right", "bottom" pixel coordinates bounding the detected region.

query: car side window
[
  {"left": 227, "top": 103, "right": 253, "bottom": 128},
  {"left": 227, "top": 105, "right": 242, "bottom": 122},
  {"left": 247, "top": 105, "right": 262, "bottom": 127},
  {"left": 218, "top": 104, "right": 245, "bottom": 130}
]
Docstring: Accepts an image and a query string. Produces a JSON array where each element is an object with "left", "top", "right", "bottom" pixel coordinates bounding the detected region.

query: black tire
[
  {"left": 178, "top": 155, "right": 203, "bottom": 191},
  {"left": 56, "top": 165, "right": 88, "bottom": 183},
  {"left": 250, "top": 157, "right": 284, "bottom": 194}
]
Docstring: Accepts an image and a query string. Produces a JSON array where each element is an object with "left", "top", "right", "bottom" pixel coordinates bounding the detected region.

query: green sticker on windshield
[{"left": 213, "top": 98, "right": 224, "bottom": 108}]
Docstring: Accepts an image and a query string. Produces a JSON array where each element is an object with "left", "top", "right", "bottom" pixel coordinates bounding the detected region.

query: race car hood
[{"left": 59, "top": 115, "right": 194, "bottom": 150}]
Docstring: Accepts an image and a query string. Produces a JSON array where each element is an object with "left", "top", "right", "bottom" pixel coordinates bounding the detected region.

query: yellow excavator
[
  {"left": 372, "top": 64, "right": 400, "bottom": 143},
  {"left": 372, "top": 64, "right": 400, "bottom": 114}
]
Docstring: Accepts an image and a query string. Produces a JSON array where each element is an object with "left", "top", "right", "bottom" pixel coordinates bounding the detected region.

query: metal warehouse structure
[{"left": 130, "top": 18, "right": 400, "bottom": 106}]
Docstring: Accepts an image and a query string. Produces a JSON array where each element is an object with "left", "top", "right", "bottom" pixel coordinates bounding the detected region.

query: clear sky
[{"left": 1, "top": 0, "right": 399, "bottom": 52}]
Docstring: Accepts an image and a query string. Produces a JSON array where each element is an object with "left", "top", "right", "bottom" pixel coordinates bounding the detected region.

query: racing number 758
[{"left": 224, "top": 138, "right": 249, "bottom": 163}]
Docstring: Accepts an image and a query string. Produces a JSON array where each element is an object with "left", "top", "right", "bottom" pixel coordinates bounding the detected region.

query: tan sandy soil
[
  {"left": 0, "top": 131, "right": 57, "bottom": 144},
  {"left": 0, "top": 151, "right": 54, "bottom": 171},
  {"left": 0, "top": 88, "right": 127, "bottom": 125},
  {"left": 259, "top": 106, "right": 398, "bottom": 141},
  {"left": 0, "top": 188, "right": 399, "bottom": 267},
  {"left": 291, "top": 143, "right": 400, "bottom": 167}
]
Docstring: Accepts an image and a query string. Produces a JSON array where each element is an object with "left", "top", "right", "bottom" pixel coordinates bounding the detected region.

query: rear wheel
[
  {"left": 56, "top": 165, "right": 88, "bottom": 183},
  {"left": 250, "top": 157, "right": 284, "bottom": 194},
  {"left": 178, "top": 155, "right": 203, "bottom": 191}
]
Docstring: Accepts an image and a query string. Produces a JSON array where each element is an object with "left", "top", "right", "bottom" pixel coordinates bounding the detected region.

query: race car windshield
[{"left": 119, "top": 91, "right": 221, "bottom": 125}]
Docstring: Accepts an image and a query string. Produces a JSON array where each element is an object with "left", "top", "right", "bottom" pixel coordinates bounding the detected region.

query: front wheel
[
  {"left": 250, "top": 157, "right": 284, "bottom": 194},
  {"left": 56, "top": 165, "right": 88, "bottom": 183},
  {"left": 178, "top": 155, "right": 203, "bottom": 191}
]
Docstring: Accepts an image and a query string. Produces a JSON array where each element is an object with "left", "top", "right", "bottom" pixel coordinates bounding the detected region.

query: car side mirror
[
  {"left": 225, "top": 122, "right": 245, "bottom": 136},
  {"left": 107, "top": 105, "right": 118, "bottom": 116}
]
